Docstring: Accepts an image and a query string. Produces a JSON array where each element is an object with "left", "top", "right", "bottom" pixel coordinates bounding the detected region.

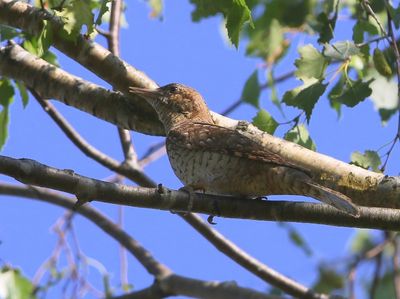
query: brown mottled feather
[{"left": 167, "top": 122, "right": 306, "bottom": 172}]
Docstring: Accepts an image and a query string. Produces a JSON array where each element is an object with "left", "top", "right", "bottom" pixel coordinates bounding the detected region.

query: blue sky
[{"left": 1, "top": 1, "right": 398, "bottom": 298}]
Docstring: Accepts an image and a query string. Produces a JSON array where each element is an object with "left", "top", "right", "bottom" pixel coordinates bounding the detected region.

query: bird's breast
[{"left": 166, "top": 140, "right": 296, "bottom": 197}]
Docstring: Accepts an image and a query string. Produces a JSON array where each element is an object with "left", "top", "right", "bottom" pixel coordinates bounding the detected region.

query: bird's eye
[{"left": 169, "top": 85, "right": 178, "bottom": 93}]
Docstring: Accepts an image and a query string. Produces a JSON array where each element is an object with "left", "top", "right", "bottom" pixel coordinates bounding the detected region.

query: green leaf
[
  {"left": 148, "top": 0, "right": 164, "bottom": 19},
  {"left": 328, "top": 75, "right": 345, "bottom": 117},
  {"left": 282, "top": 80, "right": 327, "bottom": 122},
  {"left": 22, "top": 21, "right": 53, "bottom": 58},
  {"left": 241, "top": 70, "right": 260, "bottom": 108},
  {"left": 225, "top": 0, "right": 253, "bottom": 47},
  {"left": 323, "top": 40, "right": 360, "bottom": 60},
  {"left": 373, "top": 48, "right": 393, "bottom": 77},
  {"left": 252, "top": 109, "right": 278, "bottom": 134},
  {"left": 350, "top": 230, "right": 375, "bottom": 254},
  {"left": 95, "top": 0, "right": 111, "bottom": 26},
  {"left": 42, "top": 50, "right": 59, "bottom": 66},
  {"left": 288, "top": 229, "right": 312, "bottom": 257},
  {"left": 368, "top": 73, "right": 397, "bottom": 123},
  {"left": 352, "top": 20, "right": 379, "bottom": 44},
  {"left": 313, "top": 266, "right": 344, "bottom": 293},
  {"left": 315, "top": 12, "right": 335, "bottom": 44},
  {"left": 0, "top": 267, "right": 36, "bottom": 299},
  {"left": 373, "top": 272, "right": 397, "bottom": 299},
  {"left": 15, "top": 81, "right": 29, "bottom": 108},
  {"left": 23, "top": 37, "right": 41, "bottom": 57},
  {"left": 295, "top": 44, "right": 329, "bottom": 81},
  {"left": 284, "top": 124, "right": 316, "bottom": 151},
  {"left": 246, "top": 18, "right": 285, "bottom": 61},
  {"left": 350, "top": 150, "right": 381, "bottom": 172},
  {"left": 0, "top": 78, "right": 15, "bottom": 150},
  {"left": 389, "top": 4, "right": 400, "bottom": 29},
  {"left": 379, "top": 108, "right": 397, "bottom": 124},
  {"left": 279, "top": 223, "right": 312, "bottom": 256},
  {"left": 190, "top": 0, "right": 253, "bottom": 48},
  {"left": 0, "top": 25, "right": 20, "bottom": 41},
  {"left": 40, "top": 20, "right": 54, "bottom": 53},
  {"left": 55, "top": 0, "right": 95, "bottom": 40},
  {"left": 329, "top": 78, "right": 373, "bottom": 107}
]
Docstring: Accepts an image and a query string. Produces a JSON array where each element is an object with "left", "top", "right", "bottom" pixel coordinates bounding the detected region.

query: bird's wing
[{"left": 167, "top": 122, "right": 299, "bottom": 169}]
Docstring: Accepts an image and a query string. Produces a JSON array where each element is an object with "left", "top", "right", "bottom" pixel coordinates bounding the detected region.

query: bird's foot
[
  {"left": 235, "top": 120, "right": 251, "bottom": 132},
  {"left": 207, "top": 215, "right": 217, "bottom": 225},
  {"left": 179, "top": 185, "right": 204, "bottom": 215}
]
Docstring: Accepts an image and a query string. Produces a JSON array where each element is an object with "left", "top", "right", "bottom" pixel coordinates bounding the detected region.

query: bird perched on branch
[{"left": 129, "top": 83, "right": 359, "bottom": 216}]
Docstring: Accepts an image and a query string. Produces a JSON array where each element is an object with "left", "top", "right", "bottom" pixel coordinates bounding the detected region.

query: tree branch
[
  {"left": 0, "top": 0, "right": 236, "bottom": 129},
  {"left": 0, "top": 43, "right": 163, "bottom": 135},
  {"left": 182, "top": 213, "right": 325, "bottom": 299},
  {"left": 0, "top": 183, "right": 287, "bottom": 299},
  {"left": 1, "top": 155, "right": 400, "bottom": 230},
  {"left": 0, "top": 182, "right": 171, "bottom": 278},
  {"left": 30, "top": 89, "right": 155, "bottom": 187}
]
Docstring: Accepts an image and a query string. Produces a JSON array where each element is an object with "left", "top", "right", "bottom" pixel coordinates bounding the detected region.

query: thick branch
[
  {"left": 1, "top": 155, "right": 400, "bottom": 230},
  {"left": 0, "top": 43, "right": 163, "bottom": 135},
  {"left": 0, "top": 0, "right": 158, "bottom": 93},
  {"left": 0, "top": 0, "right": 235, "bottom": 129}
]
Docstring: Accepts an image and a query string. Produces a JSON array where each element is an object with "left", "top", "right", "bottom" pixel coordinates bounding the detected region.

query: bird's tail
[{"left": 305, "top": 182, "right": 359, "bottom": 217}]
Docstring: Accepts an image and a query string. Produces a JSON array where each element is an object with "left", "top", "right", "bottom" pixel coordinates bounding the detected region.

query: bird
[{"left": 129, "top": 83, "right": 359, "bottom": 216}]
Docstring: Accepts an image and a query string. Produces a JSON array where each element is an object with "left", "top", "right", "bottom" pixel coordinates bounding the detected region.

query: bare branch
[
  {"left": 369, "top": 250, "right": 383, "bottom": 299},
  {"left": 0, "top": 182, "right": 171, "bottom": 278},
  {"left": 182, "top": 213, "right": 326, "bottom": 299},
  {"left": 0, "top": 0, "right": 236, "bottom": 129},
  {"left": 0, "top": 0, "right": 158, "bottom": 92},
  {"left": 157, "top": 274, "right": 285, "bottom": 299},
  {"left": 392, "top": 237, "right": 400, "bottom": 299},
  {"left": 30, "top": 89, "right": 155, "bottom": 187},
  {"left": 0, "top": 183, "right": 289, "bottom": 299},
  {"left": 0, "top": 43, "right": 163, "bottom": 135},
  {"left": 1, "top": 156, "right": 400, "bottom": 230},
  {"left": 111, "top": 283, "right": 167, "bottom": 299}
]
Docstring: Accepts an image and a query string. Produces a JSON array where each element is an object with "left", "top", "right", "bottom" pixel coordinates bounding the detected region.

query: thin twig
[
  {"left": 378, "top": 2, "right": 400, "bottom": 172},
  {"left": 392, "top": 237, "right": 400, "bottom": 299},
  {"left": 182, "top": 213, "right": 326, "bottom": 299},
  {"left": 118, "top": 206, "right": 129, "bottom": 288},
  {"left": 139, "top": 144, "right": 167, "bottom": 168},
  {"left": 220, "top": 70, "right": 295, "bottom": 116},
  {"left": 30, "top": 89, "right": 155, "bottom": 187},
  {"left": 369, "top": 250, "right": 383, "bottom": 299},
  {"left": 347, "top": 262, "right": 357, "bottom": 299},
  {"left": 361, "top": 0, "right": 388, "bottom": 36},
  {"left": 107, "top": 0, "right": 138, "bottom": 166},
  {"left": 107, "top": 1, "right": 132, "bottom": 289}
]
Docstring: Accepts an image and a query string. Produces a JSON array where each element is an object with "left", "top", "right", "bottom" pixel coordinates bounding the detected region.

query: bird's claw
[{"left": 179, "top": 185, "right": 197, "bottom": 214}]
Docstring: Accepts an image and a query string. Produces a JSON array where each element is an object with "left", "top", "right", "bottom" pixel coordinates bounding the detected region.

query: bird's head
[{"left": 129, "top": 83, "right": 213, "bottom": 132}]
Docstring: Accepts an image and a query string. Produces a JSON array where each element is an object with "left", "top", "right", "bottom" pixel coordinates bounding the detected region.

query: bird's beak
[{"left": 128, "top": 86, "right": 162, "bottom": 100}]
